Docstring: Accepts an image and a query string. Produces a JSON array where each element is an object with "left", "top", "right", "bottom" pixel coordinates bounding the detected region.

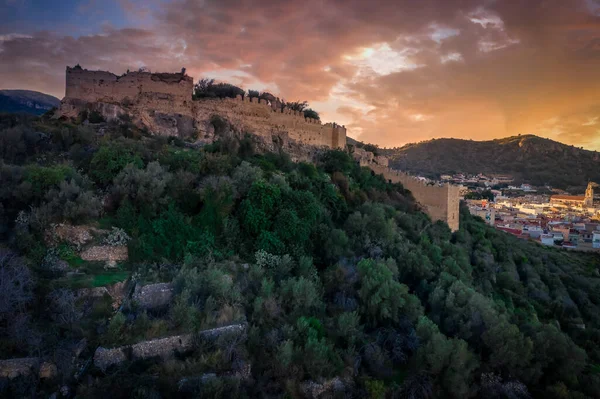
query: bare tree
[{"left": 48, "top": 289, "right": 82, "bottom": 328}]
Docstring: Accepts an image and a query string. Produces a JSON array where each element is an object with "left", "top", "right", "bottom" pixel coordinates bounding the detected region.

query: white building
[
  {"left": 593, "top": 232, "right": 600, "bottom": 249},
  {"left": 541, "top": 234, "right": 555, "bottom": 246}
]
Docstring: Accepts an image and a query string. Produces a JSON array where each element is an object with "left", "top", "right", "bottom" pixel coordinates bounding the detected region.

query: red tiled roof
[
  {"left": 550, "top": 195, "right": 585, "bottom": 201},
  {"left": 496, "top": 226, "right": 522, "bottom": 235}
]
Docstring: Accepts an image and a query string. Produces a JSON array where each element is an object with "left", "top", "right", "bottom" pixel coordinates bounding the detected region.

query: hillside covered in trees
[
  {"left": 0, "top": 90, "right": 60, "bottom": 115},
  {"left": 1, "top": 112, "right": 600, "bottom": 398},
  {"left": 381, "top": 135, "right": 600, "bottom": 190}
]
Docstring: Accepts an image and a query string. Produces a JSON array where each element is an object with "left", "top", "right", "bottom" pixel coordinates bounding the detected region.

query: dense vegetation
[
  {"left": 2, "top": 113, "right": 600, "bottom": 398},
  {"left": 380, "top": 135, "right": 600, "bottom": 191}
]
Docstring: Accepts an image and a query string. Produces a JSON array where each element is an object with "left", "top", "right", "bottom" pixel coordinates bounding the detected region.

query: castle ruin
[
  {"left": 57, "top": 66, "right": 345, "bottom": 149},
  {"left": 352, "top": 147, "right": 460, "bottom": 231},
  {"left": 57, "top": 66, "right": 459, "bottom": 231}
]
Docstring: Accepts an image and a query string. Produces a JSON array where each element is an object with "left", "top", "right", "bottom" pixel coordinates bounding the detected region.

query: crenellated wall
[
  {"left": 64, "top": 66, "right": 194, "bottom": 116},
  {"left": 193, "top": 96, "right": 346, "bottom": 149},
  {"left": 59, "top": 66, "right": 346, "bottom": 148},
  {"left": 368, "top": 164, "right": 460, "bottom": 231},
  {"left": 353, "top": 147, "right": 460, "bottom": 231},
  {"left": 59, "top": 66, "right": 457, "bottom": 229}
]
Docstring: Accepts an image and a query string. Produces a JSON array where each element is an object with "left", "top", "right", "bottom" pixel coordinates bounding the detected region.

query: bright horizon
[{"left": 1, "top": 0, "right": 599, "bottom": 150}]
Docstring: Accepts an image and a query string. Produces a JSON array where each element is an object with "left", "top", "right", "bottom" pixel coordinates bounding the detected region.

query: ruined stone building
[
  {"left": 57, "top": 66, "right": 459, "bottom": 231},
  {"left": 57, "top": 66, "right": 345, "bottom": 149}
]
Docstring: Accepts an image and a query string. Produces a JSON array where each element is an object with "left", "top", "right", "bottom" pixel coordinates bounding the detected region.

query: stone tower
[{"left": 584, "top": 182, "right": 594, "bottom": 207}]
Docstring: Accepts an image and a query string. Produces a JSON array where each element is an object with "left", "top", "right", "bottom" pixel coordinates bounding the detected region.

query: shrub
[
  {"left": 113, "top": 161, "right": 172, "bottom": 215},
  {"left": 0, "top": 250, "right": 33, "bottom": 320},
  {"left": 24, "top": 164, "right": 75, "bottom": 199},
  {"left": 194, "top": 78, "right": 245, "bottom": 99},
  {"left": 45, "top": 179, "right": 102, "bottom": 223},
  {"left": 159, "top": 148, "right": 202, "bottom": 174},
  {"left": 89, "top": 143, "right": 144, "bottom": 186},
  {"left": 103, "top": 227, "right": 131, "bottom": 246},
  {"left": 88, "top": 110, "right": 105, "bottom": 124},
  {"left": 303, "top": 108, "right": 320, "bottom": 120}
]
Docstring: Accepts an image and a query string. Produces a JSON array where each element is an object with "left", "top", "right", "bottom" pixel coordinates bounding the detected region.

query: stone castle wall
[
  {"left": 60, "top": 66, "right": 346, "bottom": 148},
  {"left": 351, "top": 146, "right": 460, "bottom": 231},
  {"left": 193, "top": 96, "right": 346, "bottom": 149},
  {"left": 65, "top": 66, "right": 194, "bottom": 116},
  {"left": 368, "top": 164, "right": 460, "bottom": 231},
  {"left": 60, "top": 67, "right": 457, "bottom": 228}
]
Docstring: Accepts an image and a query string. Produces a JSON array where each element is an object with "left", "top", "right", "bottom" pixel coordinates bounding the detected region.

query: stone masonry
[
  {"left": 353, "top": 147, "right": 460, "bottom": 231},
  {"left": 57, "top": 66, "right": 346, "bottom": 148},
  {"left": 57, "top": 66, "right": 459, "bottom": 231}
]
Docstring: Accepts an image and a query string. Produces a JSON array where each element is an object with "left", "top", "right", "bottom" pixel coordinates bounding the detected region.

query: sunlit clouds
[{"left": 1, "top": 0, "right": 599, "bottom": 149}]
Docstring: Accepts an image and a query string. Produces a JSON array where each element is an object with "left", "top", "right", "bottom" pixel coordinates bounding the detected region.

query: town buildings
[{"left": 465, "top": 181, "right": 600, "bottom": 251}]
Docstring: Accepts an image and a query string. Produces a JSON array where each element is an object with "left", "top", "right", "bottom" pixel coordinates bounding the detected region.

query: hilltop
[
  {"left": 377, "top": 135, "right": 600, "bottom": 190},
  {"left": 0, "top": 90, "right": 60, "bottom": 115},
  {"left": 2, "top": 112, "right": 600, "bottom": 398}
]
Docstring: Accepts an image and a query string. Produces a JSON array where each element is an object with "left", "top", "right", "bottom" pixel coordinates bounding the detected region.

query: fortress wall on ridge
[
  {"left": 61, "top": 66, "right": 346, "bottom": 147},
  {"left": 64, "top": 67, "right": 193, "bottom": 115},
  {"left": 368, "top": 164, "right": 460, "bottom": 231},
  {"left": 193, "top": 97, "right": 346, "bottom": 149}
]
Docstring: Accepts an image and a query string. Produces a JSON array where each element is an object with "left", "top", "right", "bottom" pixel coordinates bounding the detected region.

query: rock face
[
  {"left": 0, "top": 358, "right": 57, "bottom": 380},
  {"left": 46, "top": 223, "right": 101, "bottom": 247},
  {"left": 300, "top": 377, "right": 349, "bottom": 398},
  {"left": 94, "top": 324, "right": 247, "bottom": 371},
  {"left": 77, "top": 281, "right": 127, "bottom": 311},
  {"left": 132, "top": 283, "right": 173, "bottom": 310}
]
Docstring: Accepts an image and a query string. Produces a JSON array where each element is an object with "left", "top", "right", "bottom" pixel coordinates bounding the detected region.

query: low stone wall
[
  {"left": 80, "top": 245, "right": 128, "bottom": 262},
  {"left": 0, "top": 358, "right": 57, "bottom": 380},
  {"left": 94, "top": 324, "right": 247, "bottom": 371}
]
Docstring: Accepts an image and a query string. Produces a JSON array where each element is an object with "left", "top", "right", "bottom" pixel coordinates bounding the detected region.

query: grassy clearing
[{"left": 92, "top": 271, "right": 129, "bottom": 287}]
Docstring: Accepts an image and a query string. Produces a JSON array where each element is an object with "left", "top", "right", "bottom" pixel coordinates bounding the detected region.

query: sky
[{"left": 1, "top": 0, "right": 600, "bottom": 150}]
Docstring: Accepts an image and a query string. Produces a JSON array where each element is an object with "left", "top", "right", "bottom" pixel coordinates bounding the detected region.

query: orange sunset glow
[{"left": 1, "top": 0, "right": 600, "bottom": 149}]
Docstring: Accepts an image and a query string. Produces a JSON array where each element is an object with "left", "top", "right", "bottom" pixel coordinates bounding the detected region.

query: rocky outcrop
[
  {"left": 0, "top": 358, "right": 57, "bottom": 380},
  {"left": 300, "top": 377, "right": 350, "bottom": 398},
  {"left": 77, "top": 281, "right": 127, "bottom": 311},
  {"left": 46, "top": 224, "right": 101, "bottom": 247},
  {"left": 132, "top": 282, "right": 173, "bottom": 310}
]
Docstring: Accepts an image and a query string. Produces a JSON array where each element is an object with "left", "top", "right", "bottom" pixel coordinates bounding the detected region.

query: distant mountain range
[
  {"left": 0, "top": 90, "right": 60, "bottom": 115},
  {"left": 351, "top": 135, "right": 600, "bottom": 190}
]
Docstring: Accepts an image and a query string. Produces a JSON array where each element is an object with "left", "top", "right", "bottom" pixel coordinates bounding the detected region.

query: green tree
[
  {"left": 303, "top": 108, "right": 320, "bottom": 120},
  {"left": 89, "top": 143, "right": 144, "bottom": 186},
  {"left": 357, "top": 259, "right": 423, "bottom": 324}
]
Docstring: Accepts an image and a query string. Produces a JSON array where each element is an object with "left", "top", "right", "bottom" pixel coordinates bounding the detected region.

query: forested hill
[
  {"left": 382, "top": 135, "right": 600, "bottom": 189},
  {"left": 0, "top": 89, "right": 60, "bottom": 115},
  {"left": 2, "top": 113, "right": 600, "bottom": 398}
]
